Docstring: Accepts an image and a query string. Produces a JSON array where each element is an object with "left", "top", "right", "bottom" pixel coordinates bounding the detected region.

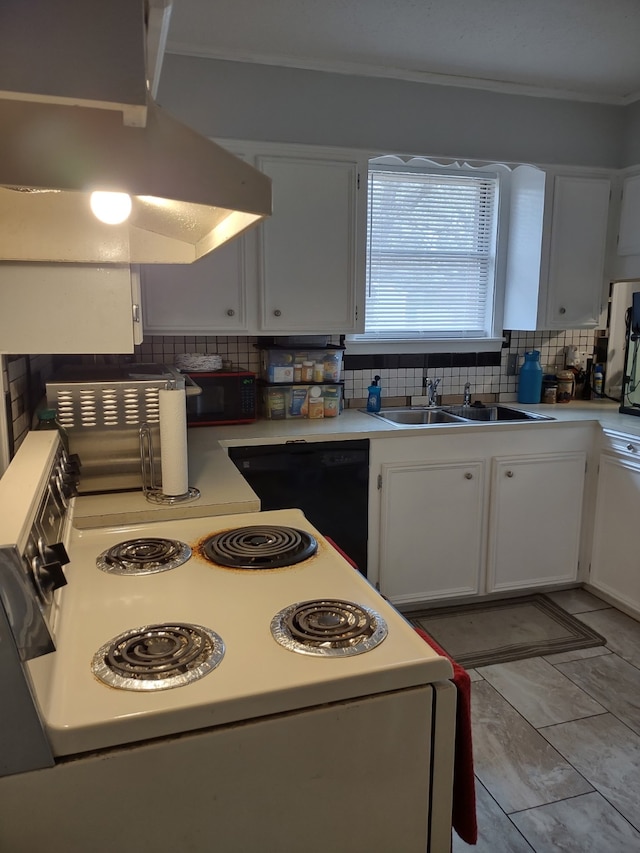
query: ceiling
[{"left": 164, "top": 0, "right": 640, "bottom": 105}]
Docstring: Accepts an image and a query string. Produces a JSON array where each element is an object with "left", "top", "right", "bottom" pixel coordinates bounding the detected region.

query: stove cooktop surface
[{"left": 27, "top": 508, "right": 452, "bottom": 758}]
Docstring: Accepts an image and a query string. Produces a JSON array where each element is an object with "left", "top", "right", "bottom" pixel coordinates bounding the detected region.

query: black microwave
[{"left": 185, "top": 370, "right": 257, "bottom": 426}]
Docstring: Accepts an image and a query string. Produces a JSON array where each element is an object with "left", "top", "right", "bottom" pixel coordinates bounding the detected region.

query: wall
[
  {"left": 622, "top": 100, "right": 640, "bottom": 168},
  {"left": 158, "top": 55, "right": 625, "bottom": 169}
]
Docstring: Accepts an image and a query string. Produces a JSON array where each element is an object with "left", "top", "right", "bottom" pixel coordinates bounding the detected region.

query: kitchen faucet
[
  {"left": 463, "top": 382, "right": 472, "bottom": 406},
  {"left": 425, "top": 377, "right": 441, "bottom": 407}
]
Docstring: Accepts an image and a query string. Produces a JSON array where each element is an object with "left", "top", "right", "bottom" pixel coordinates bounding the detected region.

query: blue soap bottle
[{"left": 367, "top": 375, "right": 382, "bottom": 413}]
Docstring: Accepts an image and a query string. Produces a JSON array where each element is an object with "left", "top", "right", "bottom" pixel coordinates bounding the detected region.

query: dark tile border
[{"left": 344, "top": 351, "right": 502, "bottom": 371}]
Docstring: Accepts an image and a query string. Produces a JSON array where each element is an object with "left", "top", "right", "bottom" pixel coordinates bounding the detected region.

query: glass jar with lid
[{"left": 555, "top": 370, "right": 575, "bottom": 403}]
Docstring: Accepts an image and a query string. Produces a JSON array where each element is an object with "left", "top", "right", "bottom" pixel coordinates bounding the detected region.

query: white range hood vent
[
  {"left": 0, "top": 0, "right": 271, "bottom": 264},
  {"left": 0, "top": 98, "right": 272, "bottom": 264}
]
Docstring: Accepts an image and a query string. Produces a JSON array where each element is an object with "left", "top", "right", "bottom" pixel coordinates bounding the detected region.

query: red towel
[
  {"left": 415, "top": 627, "right": 478, "bottom": 845},
  {"left": 324, "top": 536, "right": 359, "bottom": 570}
]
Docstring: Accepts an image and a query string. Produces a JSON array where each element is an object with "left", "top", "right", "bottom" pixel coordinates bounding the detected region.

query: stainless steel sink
[
  {"left": 363, "top": 404, "right": 554, "bottom": 426},
  {"left": 363, "top": 407, "right": 468, "bottom": 425},
  {"left": 443, "top": 405, "right": 554, "bottom": 422}
]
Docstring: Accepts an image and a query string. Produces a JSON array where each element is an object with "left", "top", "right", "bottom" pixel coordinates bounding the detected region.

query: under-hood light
[
  {"left": 90, "top": 192, "right": 132, "bottom": 225},
  {"left": 0, "top": 98, "right": 272, "bottom": 264}
]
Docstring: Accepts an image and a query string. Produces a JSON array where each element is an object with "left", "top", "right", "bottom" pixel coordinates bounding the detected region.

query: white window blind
[{"left": 363, "top": 165, "right": 499, "bottom": 340}]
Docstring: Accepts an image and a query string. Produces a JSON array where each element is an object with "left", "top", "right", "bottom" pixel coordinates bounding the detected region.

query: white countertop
[{"left": 72, "top": 399, "right": 640, "bottom": 528}]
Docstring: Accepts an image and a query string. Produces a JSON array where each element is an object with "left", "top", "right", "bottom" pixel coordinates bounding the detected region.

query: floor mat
[{"left": 406, "top": 594, "right": 606, "bottom": 669}]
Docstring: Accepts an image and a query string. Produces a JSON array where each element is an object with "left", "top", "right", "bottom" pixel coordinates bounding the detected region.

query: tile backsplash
[
  {"left": 3, "top": 354, "right": 54, "bottom": 455},
  {"left": 134, "top": 329, "right": 600, "bottom": 404}
]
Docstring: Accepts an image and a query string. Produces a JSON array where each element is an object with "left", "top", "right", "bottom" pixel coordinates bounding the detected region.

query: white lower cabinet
[
  {"left": 590, "top": 451, "right": 640, "bottom": 611},
  {"left": 378, "top": 460, "right": 485, "bottom": 605},
  {"left": 371, "top": 433, "right": 589, "bottom": 606},
  {"left": 487, "top": 452, "right": 586, "bottom": 593}
]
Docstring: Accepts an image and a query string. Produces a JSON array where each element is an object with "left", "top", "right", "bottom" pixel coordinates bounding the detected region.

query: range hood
[{"left": 0, "top": 0, "right": 271, "bottom": 264}]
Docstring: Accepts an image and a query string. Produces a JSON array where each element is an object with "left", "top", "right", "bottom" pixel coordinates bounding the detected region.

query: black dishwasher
[{"left": 228, "top": 440, "right": 369, "bottom": 575}]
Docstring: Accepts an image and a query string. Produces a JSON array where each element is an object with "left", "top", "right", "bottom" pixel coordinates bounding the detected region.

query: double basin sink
[{"left": 365, "top": 404, "right": 554, "bottom": 426}]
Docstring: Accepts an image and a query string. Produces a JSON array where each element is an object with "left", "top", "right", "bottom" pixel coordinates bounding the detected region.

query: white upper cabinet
[
  {"left": 617, "top": 173, "right": 640, "bottom": 256},
  {"left": 140, "top": 238, "right": 250, "bottom": 335},
  {"left": 0, "top": 262, "right": 142, "bottom": 354},
  {"left": 256, "top": 153, "right": 365, "bottom": 334},
  {"left": 611, "top": 172, "right": 640, "bottom": 280},
  {"left": 140, "top": 143, "right": 366, "bottom": 337},
  {"left": 503, "top": 166, "right": 611, "bottom": 330}
]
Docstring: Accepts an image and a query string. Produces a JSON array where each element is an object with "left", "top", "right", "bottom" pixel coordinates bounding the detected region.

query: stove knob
[
  {"left": 31, "top": 555, "right": 68, "bottom": 602},
  {"left": 65, "top": 453, "right": 82, "bottom": 477},
  {"left": 60, "top": 473, "right": 79, "bottom": 498},
  {"left": 55, "top": 472, "right": 77, "bottom": 502},
  {"left": 39, "top": 540, "right": 70, "bottom": 567}
]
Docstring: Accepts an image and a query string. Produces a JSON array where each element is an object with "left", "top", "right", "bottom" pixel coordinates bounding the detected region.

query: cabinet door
[
  {"left": 0, "top": 262, "right": 142, "bottom": 354},
  {"left": 545, "top": 176, "right": 610, "bottom": 328},
  {"left": 140, "top": 238, "right": 249, "bottom": 335},
  {"left": 487, "top": 452, "right": 585, "bottom": 593},
  {"left": 379, "top": 460, "right": 485, "bottom": 605},
  {"left": 590, "top": 453, "right": 640, "bottom": 611},
  {"left": 617, "top": 174, "right": 640, "bottom": 256},
  {"left": 256, "top": 155, "right": 364, "bottom": 333}
]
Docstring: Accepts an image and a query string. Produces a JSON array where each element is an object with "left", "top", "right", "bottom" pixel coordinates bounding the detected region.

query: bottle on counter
[
  {"left": 36, "top": 408, "right": 69, "bottom": 451},
  {"left": 517, "top": 351, "right": 543, "bottom": 404},
  {"left": 593, "top": 365, "right": 604, "bottom": 397},
  {"left": 366, "top": 375, "right": 382, "bottom": 413}
]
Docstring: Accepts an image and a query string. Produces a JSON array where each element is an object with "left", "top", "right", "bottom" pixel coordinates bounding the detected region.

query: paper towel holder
[{"left": 139, "top": 423, "right": 200, "bottom": 504}]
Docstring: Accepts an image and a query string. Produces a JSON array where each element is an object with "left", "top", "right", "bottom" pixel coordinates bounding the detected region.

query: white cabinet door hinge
[{"left": 377, "top": 474, "right": 382, "bottom": 490}]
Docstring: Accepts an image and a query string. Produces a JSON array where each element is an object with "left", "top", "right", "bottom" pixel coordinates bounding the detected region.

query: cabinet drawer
[{"left": 601, "top": 430, "right": 640, "bottom": 459}]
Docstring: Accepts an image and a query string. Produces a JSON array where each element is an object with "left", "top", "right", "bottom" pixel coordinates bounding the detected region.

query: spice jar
[
  {"left": 555, "top": 370, "right": 575, "bottom": 403},
  {"left": 542, "top": 384, "right": 557, "bottom": 404}
]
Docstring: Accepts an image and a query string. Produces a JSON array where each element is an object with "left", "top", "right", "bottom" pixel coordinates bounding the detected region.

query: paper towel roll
[{"left": 159, "top": 388, "right": 189, "bottom": 496}]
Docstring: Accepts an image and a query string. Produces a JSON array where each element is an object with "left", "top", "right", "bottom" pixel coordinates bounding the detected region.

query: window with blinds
[{"left": 360, "top": 164, "right": 500, "bottom": 341}]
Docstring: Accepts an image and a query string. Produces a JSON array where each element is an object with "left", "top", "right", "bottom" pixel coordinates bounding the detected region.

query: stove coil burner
[
  {"left": 96, "top": 538, "right": 192, "bottom": 575},
  {"left": 92, "top": 623, "right": 225, "bottom": 691},
  {"left": 271, "top": 599, "right": 388, "bottom": 657},
  {"left": 202, "top": 526, "right": 318, "bottom": 570}
]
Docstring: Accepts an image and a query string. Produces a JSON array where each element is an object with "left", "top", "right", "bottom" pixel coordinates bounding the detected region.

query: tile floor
[{"left": 454, "top": 588, "right": 640, "bottom": 852}]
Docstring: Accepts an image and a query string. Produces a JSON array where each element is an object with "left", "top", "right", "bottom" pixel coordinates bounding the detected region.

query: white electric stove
[{"left": 0, "top": 432, "right": 456, "bottom": 853}]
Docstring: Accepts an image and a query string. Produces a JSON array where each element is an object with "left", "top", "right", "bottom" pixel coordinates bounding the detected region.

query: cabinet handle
[
  {"left": 558, "top": 307, "right": 566, "bottom": 315},
  {"left": 132, "top": 303, "right": 140, "bottom": 323},
  {"left": 464, "top": 472, "right": 473, "bottom": 480},
  {"left": 627, "top": 443, "right": 637, "bottom": 452},
  {"left": 226, "top": 309, "right": 235, "bottom": 317},
  {"left": 506, "top": 470, "right": 514, "bottom": 478},
  {"left": 273, "top": 309, "right": 282, "bottom": 317}
]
